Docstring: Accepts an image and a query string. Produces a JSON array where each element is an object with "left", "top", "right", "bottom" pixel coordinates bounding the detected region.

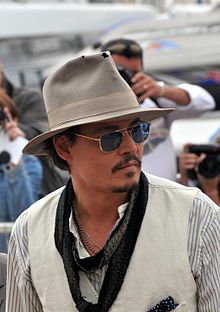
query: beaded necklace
[{"left": 73, "top": 205, "right": 102, "bottom": 255}]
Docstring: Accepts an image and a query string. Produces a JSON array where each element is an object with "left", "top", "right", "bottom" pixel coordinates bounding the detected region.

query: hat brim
[{"left": 23, "top": 107, "right": 174, "bottom": 155}]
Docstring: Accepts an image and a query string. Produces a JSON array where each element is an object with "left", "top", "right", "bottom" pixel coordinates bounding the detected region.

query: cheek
[
  {"left": 70, "top": 146, "right": 110, "bottom": 173},
  {"left": 137, "top": 144, "right": 144, "bottom": 158},
  {"left": 89, "top": 155, "right": 112, "bottom": 171}
]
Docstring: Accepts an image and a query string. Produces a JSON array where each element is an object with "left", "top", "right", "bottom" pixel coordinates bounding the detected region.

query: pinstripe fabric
[{"left": 6, "top": 192, "right": 220, "bottom": 312}]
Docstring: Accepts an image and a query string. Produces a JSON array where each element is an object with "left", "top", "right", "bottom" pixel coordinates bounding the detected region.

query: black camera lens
[
  {"left": 116, "top": 65, "right": 135, "bottom": 87},
  {"left": 198, "top": 154, "right": 220, "bottom": 179}
]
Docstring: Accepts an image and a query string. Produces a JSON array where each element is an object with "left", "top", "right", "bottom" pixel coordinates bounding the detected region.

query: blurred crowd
[{"left": 0, "top": 66, "right": 69, "bottom": 252}]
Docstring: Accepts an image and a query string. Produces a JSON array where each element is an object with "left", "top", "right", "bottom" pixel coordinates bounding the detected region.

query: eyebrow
[{"left": 130, "top": 118, "right": 141, "bottom": 126}]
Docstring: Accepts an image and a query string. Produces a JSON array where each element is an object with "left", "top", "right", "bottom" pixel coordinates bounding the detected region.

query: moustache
[{"left": 112, "top": 155, "right": 141, "bottom": 173}]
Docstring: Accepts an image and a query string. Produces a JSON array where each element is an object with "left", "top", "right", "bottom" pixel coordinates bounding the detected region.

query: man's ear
[{"left": 53, "top": 135, "right": 72, "bottom": 161}]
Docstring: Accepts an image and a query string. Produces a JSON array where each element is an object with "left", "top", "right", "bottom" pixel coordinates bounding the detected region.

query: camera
[
  {"left": 116, "top": 65, "right": 135, "bottom": 87},
  {"left": 116, "top": 65, "right": 147, "bottom": 103},
  {"left": 0, "top": 151, "right": 10, "bottom": 165},
  {"left": 187, "top": 144, "right": 220, "bottom": 179}
]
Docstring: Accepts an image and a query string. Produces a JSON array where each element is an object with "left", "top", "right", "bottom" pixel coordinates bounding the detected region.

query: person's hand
[
  {"left": 3, "top": 107, "right": 25, "bottom": 140},
  {"left": 179, "top": 152, "right": 205, "bottom": 172},
  {"left": 131, "top": 72, "right": 164, "bottom": 102},
  {"left": 178, "top": 144, "right": 206, "bottom": 185}
]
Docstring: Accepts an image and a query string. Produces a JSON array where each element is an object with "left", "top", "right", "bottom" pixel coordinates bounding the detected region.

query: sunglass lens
[
  {"left": 100, "top": 132, "right": 122, "bottom": 152},
  {"left": 131, "top": 123, "right": 150, "bottom": 144}
]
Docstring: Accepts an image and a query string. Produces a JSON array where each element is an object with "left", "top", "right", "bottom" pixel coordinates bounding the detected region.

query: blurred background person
[
  {"left": 100, "top": 38, "right": 216, "bottom": 181},
  {"left": 0, "top": 88, "right": 42, "bottom": 252},
  {"left": 0, "top": 64, "right": 68, "bottom": 197},
  {"left": 178, "top": 143, "right": 220, "bottom": 205}
]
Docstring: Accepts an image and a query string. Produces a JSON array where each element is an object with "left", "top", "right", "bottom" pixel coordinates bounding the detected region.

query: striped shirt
[{"left": 6, "top": 191, "right": 220, "bottom": 312}]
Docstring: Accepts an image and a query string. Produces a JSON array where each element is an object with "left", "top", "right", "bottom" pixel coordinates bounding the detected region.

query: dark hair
[
  {"left": 101, "top": 38, "right": 143, "bottom": 60},
  {"left": 44, "top": 126, "right": 80, "bottom": 171},
  {"left": 0, "top": 88, "right": 19, "bottom": 119}
]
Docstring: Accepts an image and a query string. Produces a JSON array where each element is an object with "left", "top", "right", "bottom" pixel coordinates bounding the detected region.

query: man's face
[
  {"left": 67, "top": 118, "right": 143, "bottom": 194},
  {"left": 111, "top": 54, "right": 142, "bottom": 73}
]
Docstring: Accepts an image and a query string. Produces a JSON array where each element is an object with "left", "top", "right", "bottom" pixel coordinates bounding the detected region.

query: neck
[
  {"left": 71, "top": 178, "right": 129, "bottom": 219},
  {"left": 77, "top": 189, "right": 128, "bottom": 221},
  {"left": 71, "top": 179, "right": 130, "bottom": 255},
  {"left": 71, "top": 177, "right": 130, "bottom": 245}
]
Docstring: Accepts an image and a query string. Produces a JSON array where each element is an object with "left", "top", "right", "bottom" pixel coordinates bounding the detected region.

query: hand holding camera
[
  {"left": 116, "top": 65, "right": 164, "bottom": 103},
  {"left": 178, "top": 143, "right": 220, "bottom": 205},
  {"left": 187, "top": 144, "right": 220, "bottom": 179}
]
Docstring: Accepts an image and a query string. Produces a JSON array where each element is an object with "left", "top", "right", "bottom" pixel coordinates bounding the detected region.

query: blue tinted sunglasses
[{"left": 74, "top": 122, "right": 150, "bottom": 153}]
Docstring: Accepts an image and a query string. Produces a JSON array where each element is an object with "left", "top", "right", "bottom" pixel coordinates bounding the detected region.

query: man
[
  {"left": 100, "top": 38, "right": 216, "bottom": 181},
  {"left": 6, "top": 52, "right": 220, "bottom": 311},
  {"left": 0, "top": 67, "right": 68, "bottom": 196}
]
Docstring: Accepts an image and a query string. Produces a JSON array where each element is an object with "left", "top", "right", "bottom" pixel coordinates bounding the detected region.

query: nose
[{"left": 118, "top": 131, "right": 137, "bottom": 155}]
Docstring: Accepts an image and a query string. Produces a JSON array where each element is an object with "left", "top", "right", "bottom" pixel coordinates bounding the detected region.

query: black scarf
[{"left": 54, "top": 172, "right": 148, "bottom": 312}]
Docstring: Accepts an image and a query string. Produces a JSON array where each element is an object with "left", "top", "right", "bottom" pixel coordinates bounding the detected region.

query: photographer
[
  {"left": 0, "top": 89, "right": 42, "bottom": 252},
  {"left": 178, "top": 143, "right": 220, "bottom": 205},
  {"left": 101, "top": 38, "right": 216, "bottom": 181},
  {"left": 0, "top": 66, "right": 68, "bottom": 197}
]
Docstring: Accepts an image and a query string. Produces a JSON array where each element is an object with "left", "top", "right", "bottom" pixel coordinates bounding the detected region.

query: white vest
[{"left": 28, "top": 174, "right": 198, "bottom": 312}]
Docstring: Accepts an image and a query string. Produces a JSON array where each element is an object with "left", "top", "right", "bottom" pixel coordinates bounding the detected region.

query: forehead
[{"left": 80, "top": 118, "right": 139, "bottom": 133}]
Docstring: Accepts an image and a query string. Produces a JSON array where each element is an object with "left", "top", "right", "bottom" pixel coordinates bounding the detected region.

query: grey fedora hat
[{"left": 23, "top": 51, "right": 174, "bottom": 155}]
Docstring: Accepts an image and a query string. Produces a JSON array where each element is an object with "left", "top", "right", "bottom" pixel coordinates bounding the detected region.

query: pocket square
[{"left": 148, "top": 296, "right": 178, "bottom": 312}]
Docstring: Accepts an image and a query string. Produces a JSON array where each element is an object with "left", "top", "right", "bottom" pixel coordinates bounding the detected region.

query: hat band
[{"left": 48, "top": 91, "right": 139, "bottom": 130}]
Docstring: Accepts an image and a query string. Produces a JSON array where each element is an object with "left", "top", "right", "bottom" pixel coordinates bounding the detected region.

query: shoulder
[
  {"left": 13, "top": 87, "right": 44, "bottom": 106},
  {"left": 146, "top": 173, "right": 197, "bottom": 191},
  {"left": 29, "top": 186, "right": 64, "bottom": 211},
  {"left": 145, "top": 173, "right": 200, "bottom": 215},
  {"left": 12, "top": 186, "right": 64, "bottom": 237},
  {"left": 189, "top": 191, "right": 220, "bottom": 278},
  {"left": 191, "top": 191, "right": 220, "bottom": 227},
  {"left": 9, "top": 188, "right": 64, "bottom": 273},
  {"left": 13, "top": 86, "right": 42, "bottom": 98}
]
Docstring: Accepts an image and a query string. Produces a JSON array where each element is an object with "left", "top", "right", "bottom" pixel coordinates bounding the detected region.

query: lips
[
  {"left": 120, "top": 161, "right": 138, "bottom": 169},
  {"left": 112, "top": 155, "right": 142, "bottom": 173}
]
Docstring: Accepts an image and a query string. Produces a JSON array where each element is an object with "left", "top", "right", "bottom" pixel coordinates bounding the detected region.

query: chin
[
  {"left": 111, "top": 171, "right": 140, "bottom": 193},
  {"left": 111, "top": 182, "right": 138, "bottom": 193}
]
